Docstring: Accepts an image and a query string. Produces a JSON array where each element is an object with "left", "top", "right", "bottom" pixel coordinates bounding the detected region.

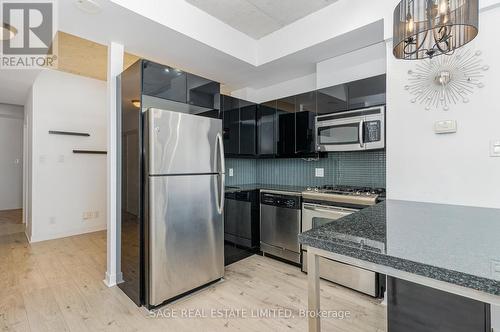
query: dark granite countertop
[
  {"left": 299, "top": 200, "right": 500, "bottom": 297},
  {"left": 225, "top": 183, "right": 307, "bottom": 194}
]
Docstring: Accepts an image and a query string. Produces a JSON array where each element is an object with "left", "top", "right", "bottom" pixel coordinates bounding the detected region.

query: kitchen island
[{"left": 298, "top": 200, "right": 500, "bottom": 332}]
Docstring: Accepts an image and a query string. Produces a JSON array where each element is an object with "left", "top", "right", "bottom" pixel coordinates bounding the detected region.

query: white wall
[
  {"left": 253, "top": 73, "right": 316, "bottom": 103},
  {"left": 0, "top": 103, "right": 24, "bottom": 211},
  {"left": 316, "top": 42, "right": 387, "bottom": 89},
  {"left": 386, "top": 7, "right": 500, "bottom": 209},
  {"left": 28, "top": 70, "right": 107, "bottom": 242},
  {"left": 234, "top": 41, "right": 387, "bottom": 104}
]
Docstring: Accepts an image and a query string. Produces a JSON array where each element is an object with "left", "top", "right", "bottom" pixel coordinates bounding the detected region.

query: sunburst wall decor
[{"left": 405, "top": 48, "right": 489, "bottom": 111}]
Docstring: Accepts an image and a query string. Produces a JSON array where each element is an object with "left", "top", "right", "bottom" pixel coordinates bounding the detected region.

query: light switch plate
[
  {"left": 434, "top": 120, "right": 457, "bottom": 134},
  {"left": 315, "top": 168, "right": 324, "bottom": 178},
  {"left": 228, "top": 168, "right": 234, "bottom": 177},
  {"left": 490, "top": 140, "right": 500, "bottom": 157}
]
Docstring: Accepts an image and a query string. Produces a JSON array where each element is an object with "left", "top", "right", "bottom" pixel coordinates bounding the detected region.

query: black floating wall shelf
[
  {"left": 49, "top": 130, "right": 90, "bottom": 137},
  {"left": 73, "top": 150, "right": 107, "bottom": 155}
]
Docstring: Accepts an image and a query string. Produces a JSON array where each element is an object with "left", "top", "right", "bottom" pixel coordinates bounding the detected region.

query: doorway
[{"left": 0, "top": 103, "right": 25, "bottom": 237}]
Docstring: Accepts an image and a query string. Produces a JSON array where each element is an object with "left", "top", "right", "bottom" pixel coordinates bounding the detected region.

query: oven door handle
[
  {"left": 359, "top": 120, "right": 364, "bottom": 148},
  {"left": 303, "top": 204, "right": 356, "bottom": 214}
]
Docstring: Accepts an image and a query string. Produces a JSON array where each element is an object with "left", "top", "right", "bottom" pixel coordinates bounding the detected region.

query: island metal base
[{"left": 306, "top": 247, "right": 500, "bottom": 332}]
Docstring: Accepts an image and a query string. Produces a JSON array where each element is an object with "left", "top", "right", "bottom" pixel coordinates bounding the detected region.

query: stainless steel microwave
[{"left": 315, "top": 106, "right": 385, "bottom": 152}]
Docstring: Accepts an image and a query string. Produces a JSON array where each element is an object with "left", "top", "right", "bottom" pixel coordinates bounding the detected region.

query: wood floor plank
[
  {"left": 21, "top": 287, "right": 70, "bottom": 332},
  {"left": 0, "top": 230, "right": 386, "bottom": 332},
  {"left": 0, "top": 288, "right": 30, "bottom": 332}
]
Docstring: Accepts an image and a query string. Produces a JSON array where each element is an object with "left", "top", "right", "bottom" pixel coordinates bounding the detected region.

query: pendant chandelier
[
  {"left": 393, "top": 0, "right": 479, "bottom": 60},
  {"left": 1, "top": 22, "right": 17, "bottom": 41}
]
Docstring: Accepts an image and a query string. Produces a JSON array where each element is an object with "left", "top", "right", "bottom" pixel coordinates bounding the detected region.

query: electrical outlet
[
  {"left": 315, "top": 168, "right": 324, "bottom": 178},
  {"left": 49, "top": 217, "right": 56, "bottom": 225},
  {"left": 58, "top": 155, "right": 65, "bottom": 163},
  {"left": 229, "top": 168, "right": 234, "bottom": 177},
  {"left": 83, "top": 211, "right": 100, "bottom": 221}
]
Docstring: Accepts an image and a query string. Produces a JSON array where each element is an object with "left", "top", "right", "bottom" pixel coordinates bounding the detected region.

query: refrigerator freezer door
[
  {"left": 147, "top": 108, "right": 223, "bottom": 175},
  {"left": 148, "top": 174, "right": 224, "bottom": 306}
]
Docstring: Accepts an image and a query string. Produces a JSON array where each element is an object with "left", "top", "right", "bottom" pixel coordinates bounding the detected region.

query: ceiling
[
  {"left": 56, "top": 0, "right": 384, "bottom": 91},
  {"left": 185, "top": 0, "right": 339, "bottom": 39},
  {"left": 56, "top": 32, "right": 140, "bottom": 81},
  {"left": 0, "top": 69, "right": 40, "bottom": 106},
  {"left": 0, "top": 32, "right": 141, "bottom": 105},
  {"left": 0, "top": 0, "right": 386, "bottom": 105}
]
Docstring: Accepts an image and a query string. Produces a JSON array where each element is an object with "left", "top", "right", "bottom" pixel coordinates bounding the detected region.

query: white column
[
  {"left": 307, "top": 250, "right": 321, "bottom": 332},
  {"left": 104, "top": 41, "right": 124, "bottom": 287}
]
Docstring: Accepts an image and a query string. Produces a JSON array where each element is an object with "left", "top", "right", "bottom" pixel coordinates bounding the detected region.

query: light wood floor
[
  {"left": 0, "top": 209, "right": 24, "bottom": 236},
  {"left": 0, "top": 231, "right": 386, "bottom": 332}
]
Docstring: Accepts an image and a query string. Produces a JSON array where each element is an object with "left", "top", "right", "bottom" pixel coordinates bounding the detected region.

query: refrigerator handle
[{"left": 216, "top": 133, "right": 225, "bottom": 214}]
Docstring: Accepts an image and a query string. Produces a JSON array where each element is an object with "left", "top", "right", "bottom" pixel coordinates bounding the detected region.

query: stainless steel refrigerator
[
  {"left": 143, "top": 108, "right": 225, "bottom": 307},
  {"left": 119, "top": 59, "right": 223, "bottom": 308}
]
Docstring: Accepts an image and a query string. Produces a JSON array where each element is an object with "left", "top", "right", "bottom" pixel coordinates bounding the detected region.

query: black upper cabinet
[
  {"left": 239, "top": 100, "right": 257, "bottom": 156},
  {"left": 187, "top": 73, "right": 220, "bottom": 110},
  {"left": 224, "top": 75, "right": 385, "bottom": 159},
  {"left": 222, "top": 95, "right": 257, "bottom": 157},
  {"left": 316, "top": 74, "right": 386, "bottom": 114},
  {"left": 142, "top": 61, "right": 187, "bottom": 103},
  {"left": 275, "top": 93, "right": 317, "bottom": 157},
  {"left": 222, "top": 95, "right": 240, "bottom": 155},
  {"left": 276, "top": 96, "right": 296, "bottom": 157},
  {"left": 348, "top": 75, "right": 386, "bottom": 109},
  {"left": 295, "top": 91, "right": 316, "bottom": 154},
  {"left": 317, "top": 84, "right": 349, "bottom": 115},
  {"left": 257, "top": 101, "right": 277, "bottom": 157}
]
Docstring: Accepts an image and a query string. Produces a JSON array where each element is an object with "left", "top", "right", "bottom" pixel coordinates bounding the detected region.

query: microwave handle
[{"left": 359, "top": 120, "right": 364, "bottom": 148}]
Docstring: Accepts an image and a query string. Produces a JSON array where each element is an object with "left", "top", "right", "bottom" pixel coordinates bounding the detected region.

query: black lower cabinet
[
  {"left": 224, "top": 190, "right": 260, "bottom": 265},
  {"left": 387, "top": 277, "right": 491, "bottom": 332}
]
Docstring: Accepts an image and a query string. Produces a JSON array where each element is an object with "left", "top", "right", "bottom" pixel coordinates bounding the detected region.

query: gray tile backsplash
[
  {"left": 225, "top": 150, "right": 386, "bottom": 188},
  {"left": 225, "top": 158, "right": 257, "bottom": 185}
]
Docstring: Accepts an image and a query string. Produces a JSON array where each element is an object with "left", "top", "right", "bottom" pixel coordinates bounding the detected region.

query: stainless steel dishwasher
[{"left": 260, "top": 190, "right": 301, "bottom": 264}]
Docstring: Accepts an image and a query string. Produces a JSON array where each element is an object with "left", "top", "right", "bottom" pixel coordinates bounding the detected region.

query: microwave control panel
[{"left": 364, "top": 121, "right": 381, "bottom": 142}]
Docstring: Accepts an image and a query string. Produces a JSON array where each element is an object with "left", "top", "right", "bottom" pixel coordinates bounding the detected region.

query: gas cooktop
[{"left": 302, "top": 185, "right": 385, "bottom": 206}]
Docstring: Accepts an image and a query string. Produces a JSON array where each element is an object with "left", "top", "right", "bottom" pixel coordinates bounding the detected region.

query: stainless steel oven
[
  {"left": 315, "top": 106, "right": 385, "bottom": 152},
  {"left": 301, "top": 202, "right": 383, "bottom": 297}
]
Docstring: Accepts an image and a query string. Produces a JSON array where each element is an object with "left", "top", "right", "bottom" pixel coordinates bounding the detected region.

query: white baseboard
[
  {"left": 29, "top": 224, "right": 107, "bottom": 243},
  {"left": 104, "top": 271, "right": 123, "bottom": 287}
]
